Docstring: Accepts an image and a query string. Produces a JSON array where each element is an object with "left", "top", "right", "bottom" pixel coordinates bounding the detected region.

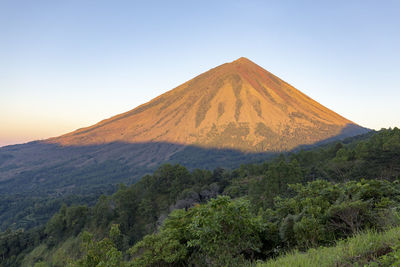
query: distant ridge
[{"left": 49, "top": 57, "right": 368, "bottom": 152}]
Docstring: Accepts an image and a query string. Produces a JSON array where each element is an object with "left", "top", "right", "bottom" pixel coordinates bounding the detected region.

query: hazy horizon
[{"left": 1, "top": 1, "right": 399, "bottom": 147}]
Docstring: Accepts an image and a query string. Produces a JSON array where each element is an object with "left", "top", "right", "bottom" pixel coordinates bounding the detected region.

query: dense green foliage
[
  {"left": 130, "top": 196, "right": 264, "bottom": 266},
  {"left": 0, "top": 158, "right": 137, "bottom": 231},
  {"left": 70, "top": 225, "right": 126, "bottom": 267},
  {"left": 0, "top": 194, "right": 102, "bottom": 231},
  {"left": 0, "top": 227, "right": 45, "bottom": 266},
  {"left": 2, "top": 128, "right": 400, "bottom": 266},
  {"left": 125, "top": 179, "right": 400, "bottom": 265}
]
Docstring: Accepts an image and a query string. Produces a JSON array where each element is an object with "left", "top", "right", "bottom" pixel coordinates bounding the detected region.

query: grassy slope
[
  {"left": 259, "top": 227, "right": 400, "bottom": 267},
  {"left": 21, "top": 236, "right": 81, "bottom": 267}
]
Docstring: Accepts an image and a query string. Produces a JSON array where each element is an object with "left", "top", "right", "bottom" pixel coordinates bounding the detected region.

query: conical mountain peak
[
  {"left": 50, "top": 59, "right": 367, "bottom": 152},
  {"left": 232, "top": 56, "right": 252, "bottom": 63},
  {"left": 206, "top": 56, "right": 262, "bottom": 75}
]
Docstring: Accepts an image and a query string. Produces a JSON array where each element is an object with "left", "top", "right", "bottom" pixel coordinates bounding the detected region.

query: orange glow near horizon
[{"left": 0, "top": 113, "right": 86, "bottom": 147}]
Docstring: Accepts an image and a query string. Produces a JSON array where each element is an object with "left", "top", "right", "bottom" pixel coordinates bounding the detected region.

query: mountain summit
[{"left": 50, "top": 57, "right": 366, "bottom": 152}]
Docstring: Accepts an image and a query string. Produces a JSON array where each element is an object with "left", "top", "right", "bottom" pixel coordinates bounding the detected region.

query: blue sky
[{"left": 1, "top": 0, "right": 399, "bottom": 146}]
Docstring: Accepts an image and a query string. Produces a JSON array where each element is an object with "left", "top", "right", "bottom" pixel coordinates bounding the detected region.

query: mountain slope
[
  {"left": 50, "top": 57, "right": 366, "bottom": 152},
  {"left": 0, "top": 57, "right": 371, "bottom": 231},
  {"left": 0, "top": 57, "right": 368, "bottom": 196}
]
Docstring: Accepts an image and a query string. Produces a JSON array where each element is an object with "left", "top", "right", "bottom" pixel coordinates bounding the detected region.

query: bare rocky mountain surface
[{"left": 51, "top": 57, "right": 363, "bottom": 151}]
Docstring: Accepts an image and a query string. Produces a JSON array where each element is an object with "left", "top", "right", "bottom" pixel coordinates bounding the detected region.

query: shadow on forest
[{"left": 0, "top": 123, "right": 369, "bottom": 195}]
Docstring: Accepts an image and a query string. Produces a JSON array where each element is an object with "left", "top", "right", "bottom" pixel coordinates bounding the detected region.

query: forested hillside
[{"left": 2, "top": 128, "right": 400, "bottom": 266}]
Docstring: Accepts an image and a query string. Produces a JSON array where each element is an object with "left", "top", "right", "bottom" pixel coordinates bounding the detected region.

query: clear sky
[{"left": 1, "top": 0, "right": 399, "bottom": 147}]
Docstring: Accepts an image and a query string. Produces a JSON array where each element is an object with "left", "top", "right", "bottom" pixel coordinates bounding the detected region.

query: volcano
[
  {"left": 0, "top": 57, "right": 368, "bottom": 195},
  {"left": 50, "top": 57, "right": 366, "bottom": 152}
]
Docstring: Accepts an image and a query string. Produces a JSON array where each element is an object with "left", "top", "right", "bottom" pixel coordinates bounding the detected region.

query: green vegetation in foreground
[
  {"left": 2, "top": 128, "right": 400, "bottom": 266},
  {"left": 260, "top": 226, "right": 400, "bottom": 267},
  {"left": 19, "top": 178, "right": 400, "bottom": 266}
]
